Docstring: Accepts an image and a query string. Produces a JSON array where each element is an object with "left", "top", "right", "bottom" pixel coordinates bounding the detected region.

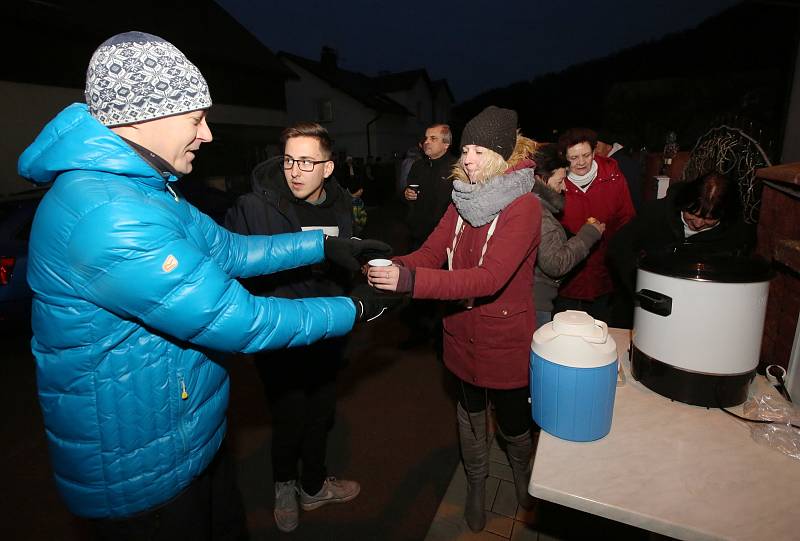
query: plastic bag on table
[{"left": 743, "top": 393, "right": 800, "bottom": 461}]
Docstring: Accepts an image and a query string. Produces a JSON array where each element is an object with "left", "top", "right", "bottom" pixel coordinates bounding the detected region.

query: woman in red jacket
[
  {"left": 555, "top": 127, "right": 636, "bottom": 323},
  {"left": 368, "top": 106, "right": 542, "bottom": 532}
]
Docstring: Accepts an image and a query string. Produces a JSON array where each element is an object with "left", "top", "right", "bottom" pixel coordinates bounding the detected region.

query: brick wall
[{"left": 756, "top": 165, "right": 800, "bottom": 370}]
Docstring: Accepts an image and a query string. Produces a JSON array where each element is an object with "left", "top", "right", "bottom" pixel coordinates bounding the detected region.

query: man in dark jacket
[
  {"left": 401, "top": 124, "right": 456, "bottom": 349},
  {"left": 404, "top": 124, "right": 457, "bottom": 249},
  {"left": 225, "top": 123, "right": 362, "bottom": 533}
]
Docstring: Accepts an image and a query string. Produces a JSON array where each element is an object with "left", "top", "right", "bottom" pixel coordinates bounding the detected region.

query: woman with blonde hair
[{"left": 368, "top": 106, "right": 542, "bottom": 532}]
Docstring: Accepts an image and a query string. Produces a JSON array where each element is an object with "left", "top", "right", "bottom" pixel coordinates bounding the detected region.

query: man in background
[
  {"left": 404, "top": 124, "right": 456, "bottom": 250},
  {"left": 401, "top": 124, "right": 456, "bottom": 350}
]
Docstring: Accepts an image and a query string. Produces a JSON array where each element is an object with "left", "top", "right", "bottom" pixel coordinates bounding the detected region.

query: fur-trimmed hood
[{"left": 507, "top": 133, "right": 539, "bottom": 169}]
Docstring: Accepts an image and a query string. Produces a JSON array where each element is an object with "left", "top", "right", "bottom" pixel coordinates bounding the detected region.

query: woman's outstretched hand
[{"left": 367, "top": 264, "right": 400, "bottom": 291}]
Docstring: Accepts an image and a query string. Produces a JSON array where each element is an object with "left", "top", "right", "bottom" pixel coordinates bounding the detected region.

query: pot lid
[{"left": 638, "top": 253, "right": 772, "bottom": 282}]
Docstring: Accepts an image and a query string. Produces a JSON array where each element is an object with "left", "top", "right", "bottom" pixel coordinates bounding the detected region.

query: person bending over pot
[{"left": 607, "top": 170, "right": 755, "bottom": 325}]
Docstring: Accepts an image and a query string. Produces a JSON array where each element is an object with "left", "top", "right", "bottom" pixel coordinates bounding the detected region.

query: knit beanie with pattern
[
  {"left": 460, "top": 106, "right": 517, "bottom": 160},
  {"left": 85, "top": 31, "right": 212, "bottom": 127}
]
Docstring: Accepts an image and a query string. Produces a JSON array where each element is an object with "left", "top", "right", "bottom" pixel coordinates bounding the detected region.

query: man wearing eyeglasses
[{"left": 225, "top": 122, "right": 365, "bottom": 533}]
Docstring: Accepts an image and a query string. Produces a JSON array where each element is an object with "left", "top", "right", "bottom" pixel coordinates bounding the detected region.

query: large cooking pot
[{"left": 631, "top": 254, "right": 772, "bottom": 407}]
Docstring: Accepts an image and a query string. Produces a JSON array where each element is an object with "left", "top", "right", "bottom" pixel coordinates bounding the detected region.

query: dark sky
[{"left": 215, "top": 0, "right": 742, "bottom": 102}]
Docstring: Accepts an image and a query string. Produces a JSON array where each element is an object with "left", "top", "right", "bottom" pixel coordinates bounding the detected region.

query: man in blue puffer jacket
[{"left": 17, "top": 31, "right": 395, "bottom": 540}]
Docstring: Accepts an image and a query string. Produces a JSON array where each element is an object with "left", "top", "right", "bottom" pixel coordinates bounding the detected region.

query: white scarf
[
  {"left": 567, "top": 160, "right": 598, "bottom": 192},
  {"left": 681, "top": 213, "right": 719, "bottom": 238}
]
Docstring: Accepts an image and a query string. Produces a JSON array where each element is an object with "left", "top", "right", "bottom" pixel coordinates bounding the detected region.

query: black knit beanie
[{"left": 460, "top": 106, "right": 517, "bottom": 160}]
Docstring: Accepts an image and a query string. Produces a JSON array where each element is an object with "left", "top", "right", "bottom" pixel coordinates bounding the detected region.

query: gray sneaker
[
  {"left": 274, "top": 480, "right": 299, "bottom": 532},
  {"left": 299, "top": 477, "right": 361, "bottom": 511}
]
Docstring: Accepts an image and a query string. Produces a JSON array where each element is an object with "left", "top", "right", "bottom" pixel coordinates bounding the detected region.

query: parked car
[{"left": 0, "top": 190, "right": 45, "bottom": 334}]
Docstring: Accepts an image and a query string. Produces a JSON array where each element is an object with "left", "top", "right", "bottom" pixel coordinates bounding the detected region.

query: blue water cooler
[{"left": 531, "top": 310, "right": 618, "bottom": 442}]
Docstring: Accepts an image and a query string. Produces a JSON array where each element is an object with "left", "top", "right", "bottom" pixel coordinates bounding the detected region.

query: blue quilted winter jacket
[{"left": 18, "top": 103, "right": 356, "bottom": 519}]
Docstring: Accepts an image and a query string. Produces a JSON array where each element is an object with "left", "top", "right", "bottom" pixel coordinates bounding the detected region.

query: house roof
[
  {"left": 431, "top": 79, "right": 456, "bottom": 104},
  {"left": 176, "top": 3, "right": 296, "bottom": 80},
  {"left": 373, "top": 70, "right": 456, "bottom": 104},
  {"left": 372, "top": 69, "right": 431, "bottom": 93},
  {"left": 279, "top": 52, "right": 413, "bottom": 116}
]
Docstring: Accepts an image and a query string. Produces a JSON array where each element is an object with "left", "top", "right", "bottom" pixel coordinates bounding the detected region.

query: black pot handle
[{"left": 636, "top": 289, "right": 672, "bottom": 317}]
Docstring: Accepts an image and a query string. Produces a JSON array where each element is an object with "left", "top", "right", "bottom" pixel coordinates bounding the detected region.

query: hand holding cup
[
  {"left": 367, "top": 258, "right": 400, "bottom": 291},
  {"left": 404, "top": 185, "right": 420, "bottom": 201}
]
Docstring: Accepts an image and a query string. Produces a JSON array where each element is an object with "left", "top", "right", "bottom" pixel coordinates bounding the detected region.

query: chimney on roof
[{"left": 321, "top": 46, "right": 338, "bottom": 70}]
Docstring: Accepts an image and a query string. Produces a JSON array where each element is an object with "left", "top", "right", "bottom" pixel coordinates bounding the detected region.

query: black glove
[
  {"left": 324, "top": 235, "right": 392, "bottom": 272},
  {"left": 350, "top": 283, "right": 405, "bottom": 323}
]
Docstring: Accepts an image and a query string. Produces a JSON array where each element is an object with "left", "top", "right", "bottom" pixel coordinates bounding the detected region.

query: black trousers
[
  {"left": 92, "top": 442, "right": 246, "bottom": 541},
  {"left": 257, "top": 340, "right": 343, "bottom": 496},
  {"left": 456, "top": 377, "right": 533, "bottom": 437}
]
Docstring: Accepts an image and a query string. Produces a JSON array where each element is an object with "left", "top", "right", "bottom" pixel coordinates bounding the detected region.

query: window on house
[{"left": 317, "top": 99, "right": 334, "bottom": 122}]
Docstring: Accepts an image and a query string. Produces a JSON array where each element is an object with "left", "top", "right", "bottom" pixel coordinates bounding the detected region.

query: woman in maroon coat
[{"left": 368, "top": 106, "right": 542, "bottom": 532}]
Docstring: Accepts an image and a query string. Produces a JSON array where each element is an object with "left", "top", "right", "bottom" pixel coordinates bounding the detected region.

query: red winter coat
[
  {"left": 558, "top": 155, "right": 635, "bottom": 300},
  {"left": 395, "top": 193, "right": 541, "bottom": 389}
]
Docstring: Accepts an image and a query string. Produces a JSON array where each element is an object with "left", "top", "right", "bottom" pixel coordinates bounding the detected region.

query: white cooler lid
[{"left": 532, "top": 311, "right": 617, "bottom": 368}]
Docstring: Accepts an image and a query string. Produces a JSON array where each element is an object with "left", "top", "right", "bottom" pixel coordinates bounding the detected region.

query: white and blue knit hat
[{"left": 85, "top": 31, "right": 212, "bottom": 127}]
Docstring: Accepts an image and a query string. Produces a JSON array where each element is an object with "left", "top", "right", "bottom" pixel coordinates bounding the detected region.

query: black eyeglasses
[{"left": 282, "top": 156, "right": 330, "bottom": 172}]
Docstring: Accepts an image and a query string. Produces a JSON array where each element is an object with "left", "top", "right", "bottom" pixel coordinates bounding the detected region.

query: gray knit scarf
[{"left": 451, "top": 168, "right": 535, "bottom": 227}]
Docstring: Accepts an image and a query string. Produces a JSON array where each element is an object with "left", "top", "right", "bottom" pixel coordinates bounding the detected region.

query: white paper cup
[{"left": 368, "top": 258, "right": 392, "bottom": 267}]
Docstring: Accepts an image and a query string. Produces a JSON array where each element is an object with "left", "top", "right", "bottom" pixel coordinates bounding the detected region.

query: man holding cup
[
  {"left": 401, "top": 125, "right": 456, "bottom": 349},
  {"left": 404, "top": 124, "right": 457, "bottom": 250}
]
